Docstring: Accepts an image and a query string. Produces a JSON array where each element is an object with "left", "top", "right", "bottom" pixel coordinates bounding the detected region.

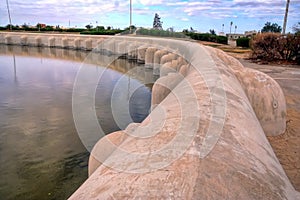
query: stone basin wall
[
  {"left": 70, "top": 36, "right": 299, "bottom": 199},
  {"left": 0, "top": 32, "right": 108, "bottom": 50},
  {"left": 1, "top": 32, "right": 298, "bottom": 199}
]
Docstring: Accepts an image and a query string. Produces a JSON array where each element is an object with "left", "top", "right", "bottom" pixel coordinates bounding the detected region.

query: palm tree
[
  {"left": 6, "top": 0, "right": 12, "bottom": 30},
  {"left": 235, "top": 25, "right": 237, "bottom": 34},
  {"left": 230, "top": 21, "right": 233, "bottom": 34},
  {"left": 283, "top": 0, "right": 290, "bottom": 34},
  {"left": 222, "top": 24, "right": 224, "bottom": 32}
]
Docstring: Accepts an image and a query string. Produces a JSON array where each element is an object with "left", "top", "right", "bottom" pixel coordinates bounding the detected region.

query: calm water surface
[{"left": 0, "top": 45, "right": 153, "bottom": 199}]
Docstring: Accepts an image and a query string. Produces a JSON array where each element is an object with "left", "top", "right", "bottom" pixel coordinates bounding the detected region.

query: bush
[
  {"left": 135, "top": 28, "right": 188, "bottom": 38},
  {"left": 236, "top": 37, "right": 250, "bottom": 48},
  {"left": 251, "top": 33, "right": 300, "bottom": 63},
  {"left": 80, "top": 29, "right": 123, "bottom": 35},
  {"left": 65, "top": 28, "right": 86, "bottom": 32},
  {"left": 185, "top": 32, "right": 228, "bottom": 44},
  {"left": 216, "top": 36, "right": 228, "bottom": 45}
]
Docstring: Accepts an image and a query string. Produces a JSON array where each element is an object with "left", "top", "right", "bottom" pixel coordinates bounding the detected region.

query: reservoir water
[{"left": 0, "top": 45, "right": 154, "bottom": 199}]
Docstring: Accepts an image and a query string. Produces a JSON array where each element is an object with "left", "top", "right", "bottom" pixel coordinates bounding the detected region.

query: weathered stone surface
[
  {"left": 70, "top": 37, "right": 299, "bottom": 199},
  {"left": 179, "top": 64, "right": 189, "bottom": 77},
  {"left": 160, "top": 61, "right": 177, "bottom": 77},
  {"left": 145, "top": 47, "right": 157, "bottom": 68},
  {"left": 238, "top": 68, "right": 286, "bottom": 136},
  {"left": 151, "top": 73, "right": 184, "bottom": 106},
  {"left": 207, "top": 46, "right": 287, "bottom": 136},
  {"left": 0, "top": 32, "right": 109, "bottom": 50},
  {"left": 160, "top": 53, "right": 177, "bottom": 65},
  {"left": 137, "top": 45, "right": 148, "bottom": 63}
]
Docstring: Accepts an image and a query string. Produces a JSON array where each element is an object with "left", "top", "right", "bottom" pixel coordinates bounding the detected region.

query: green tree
[
  {"left": 230, "top": 21, "right": 233, "bottom": 33},
  {"left": 125, "top": 25, "right": 136, "bottom": 31},
  {"left": 292, "top": 22, "right": 300, "bottom": 35},
  {"left": 37, "top": 23, "right": 41, "bottom": 28},
  {"left": 182, "top": 29, "right": 189, "bottom": 33},
  {"left": 261, "top": 22, "right": 282, "bottom": 33},
  {"left": 153, "top": 13, "right": 163, "bottom": 30},
  {"left": 209, "top": 29, "right": 216, "bottom": 35},
  {"left": 45, "top": 25, "right": 54, "bottom": 31},
  {"left": 22, "top": 23, "right": 29, "bottom": 29},
  {"left": 97, "top": 26, "right": 105, "bottom": 31},
  {"left": 85, "top": 24, "right": 93, "bottom": 30},
  {"left": 5, "top": 24, "right": 14, "bottom": 30}
]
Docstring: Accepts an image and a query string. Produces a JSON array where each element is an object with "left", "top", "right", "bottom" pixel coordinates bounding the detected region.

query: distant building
[
  {"left": 226, "top": 33, "right": 245, "bottom": 40},
  {"left": 227, "top": 30, "right": 257, "bottom": 40},
  {"left": 226, "top": 33, "right": 245, "bottom": 47},
  {"left": 226, "top": 30, "right": 257, "bottom": 46},
  {"left": 244, "top": 30, "right": 257, "bottom": 38},
  {"left": 39, "top": 24, "right": 46, "bottom": 28},
  {"left": 218, "top": 32, "right": 226, "bottom": 36}
]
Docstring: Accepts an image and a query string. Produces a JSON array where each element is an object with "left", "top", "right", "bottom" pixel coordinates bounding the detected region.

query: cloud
[
  {"left": 137, "top": 0, "right": 164, "bottom": 6},
  {"left": 1, "top": 0, "right": 299, "bottom": 32},
  {"left": 4, "top": 0, "right": 297, "bottom": 23}
]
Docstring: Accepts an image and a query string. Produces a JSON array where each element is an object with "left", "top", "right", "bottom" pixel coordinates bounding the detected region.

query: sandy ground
[{"left": 238, "top": 59, "right": 300, "bottom": 191}]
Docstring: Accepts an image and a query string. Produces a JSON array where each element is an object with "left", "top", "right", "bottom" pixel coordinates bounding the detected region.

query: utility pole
[
  {"left": 130, "top": 0, "right": 132, "bottom": 33},
  {"left": 6, "top": 0, "right": 12, "bottom": 30},
  {"left": 283, "top": 0, "right": 290, "bottom": 34}
]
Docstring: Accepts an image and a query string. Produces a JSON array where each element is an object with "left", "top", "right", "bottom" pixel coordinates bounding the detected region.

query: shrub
[
  {"left": 135, "top": 28, "right": 188, "bottom": 38},
  {"left": 251, "top": 33, "right": 300, "bottom": 63},
  {"left": 216, "top": 36, "right": 228, "bottom": 45},
  {"left": 80, "top": 29, "right": 123, "bottom": 35},
  {"left": 236, "top": 37, "right": 250, "bottom": 48},
  {"left": 65, "top": 28, "right": 86, "bottom": 32},
  {"left": 185, "top": 32, "right": 228, "bottom": 44}
]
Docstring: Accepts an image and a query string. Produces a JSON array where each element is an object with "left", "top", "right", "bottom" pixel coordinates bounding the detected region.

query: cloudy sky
[{"left": 1, "top": 0, "right": 299, "bottom": 33}]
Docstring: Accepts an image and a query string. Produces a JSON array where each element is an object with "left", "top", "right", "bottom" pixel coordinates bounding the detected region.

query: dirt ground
[{"left": 200, "top": 41, "right": 300, "bottom": 191}]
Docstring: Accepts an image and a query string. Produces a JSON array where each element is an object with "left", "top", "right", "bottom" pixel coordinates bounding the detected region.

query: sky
[{"left": 1, "top": 0, "right": 300, "bottom": 34}]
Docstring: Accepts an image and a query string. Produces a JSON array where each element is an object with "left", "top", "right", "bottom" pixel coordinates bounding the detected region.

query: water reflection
[
  {"left": 0, "top": 45, "right": 156, "bottom": 199},
  {"left": 13, "top": 54, "right": 17, "bottom": 82}
]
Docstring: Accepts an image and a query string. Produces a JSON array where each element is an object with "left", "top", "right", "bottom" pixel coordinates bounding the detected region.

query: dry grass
[{"left": 198, "top": 41, "right": 252, "bottom": 59}]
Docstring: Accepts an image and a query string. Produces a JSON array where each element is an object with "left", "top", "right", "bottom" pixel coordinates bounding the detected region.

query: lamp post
[
  {"left": 6, "top": 0, "right": 12, "bottom": 30},
  {"left": 130, "top": 0, "right": 132, "bottom": 33},
  {"left": 283, "top": 0, "right": 290, "bottom": 34}
]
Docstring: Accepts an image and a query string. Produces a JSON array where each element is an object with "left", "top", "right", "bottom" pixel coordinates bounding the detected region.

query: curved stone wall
[
  {"left": 70, "top": 36, "right": 298, "bottom": 199},
  {"left": 0, "top": 32, "right": 298, "bottom": 199},
  {"left": 0, "top": 32, "right": 108, "bottom": 50}
]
